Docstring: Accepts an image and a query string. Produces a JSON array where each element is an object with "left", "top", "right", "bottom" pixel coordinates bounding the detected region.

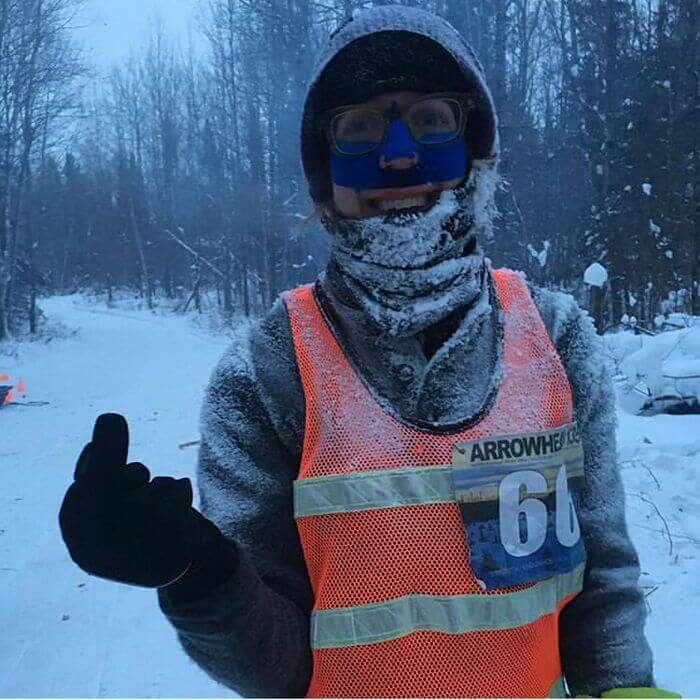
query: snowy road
[
  {"left": 1, "top": 295, "right": 699, "bottom": 697},
  {"left": 1, "top": 296, "right": 231, "bottom": 698}
]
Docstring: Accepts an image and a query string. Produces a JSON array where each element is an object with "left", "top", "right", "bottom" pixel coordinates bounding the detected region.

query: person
[{"left": 59, "top": 6, "right": 677, "bottom": 698}]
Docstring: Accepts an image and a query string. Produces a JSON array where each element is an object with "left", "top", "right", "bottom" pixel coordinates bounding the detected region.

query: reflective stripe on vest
[
  {"left": 294, "top": 459, "right": 585, "bottom": 518},
  {"left": 310, "top": 563, "right": 584, "bottom": 648},
  {"left": 284, "top": 268, "right": 584, "bottom": 698}
]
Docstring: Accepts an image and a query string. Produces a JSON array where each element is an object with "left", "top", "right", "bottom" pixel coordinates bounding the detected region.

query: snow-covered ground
[
  {"left": 1, "top": 295, "right": 698, "bottom": 697},
  {"left": 0, "top": 296, "right": 231, "bottom": 698}
]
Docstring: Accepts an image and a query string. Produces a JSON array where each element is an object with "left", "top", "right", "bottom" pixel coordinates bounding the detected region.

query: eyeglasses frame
[{"left": 317, "top": 91, "right": 475, "bottom": 158}]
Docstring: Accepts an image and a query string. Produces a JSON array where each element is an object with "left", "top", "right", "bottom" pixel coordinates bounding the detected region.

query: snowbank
[{"left": 607, "top": 327, "right": 700, "bottom": 415}]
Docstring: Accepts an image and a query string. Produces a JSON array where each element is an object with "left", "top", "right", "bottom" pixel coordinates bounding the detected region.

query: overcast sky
[{"left": 75, "top": 0, "right": 203, "bottom": 70}]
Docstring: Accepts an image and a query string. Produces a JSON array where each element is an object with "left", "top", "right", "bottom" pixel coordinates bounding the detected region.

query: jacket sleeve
[
  {"left": 157, "top": 298, "right": 314, "bottom": 698},
  {"left": 533, "top": 288, "right": 655, "bottom": 697}
]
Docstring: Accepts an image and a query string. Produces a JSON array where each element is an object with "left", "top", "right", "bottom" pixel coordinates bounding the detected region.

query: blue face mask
[{"left": 330, "top": 112, "right": 468, "bottom": 191}]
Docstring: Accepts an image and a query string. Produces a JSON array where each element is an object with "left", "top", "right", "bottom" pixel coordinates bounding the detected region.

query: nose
[
  {"left": 379, "top": 154, "right": 419, "bottom": 170},
  {"left": 378, "top": 117, "right": 419, "bottom": 171}
]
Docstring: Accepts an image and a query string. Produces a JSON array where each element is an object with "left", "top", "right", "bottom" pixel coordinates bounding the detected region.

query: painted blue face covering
[{"left": 330, "top": 113, "right": 468, "bottom": 191}]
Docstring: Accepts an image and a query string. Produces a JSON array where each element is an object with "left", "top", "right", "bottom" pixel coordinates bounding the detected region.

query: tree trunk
[
  {"left": 129, "top": 194, "right": 152, "bottom": 310},
  {"left": 0, "top": 253, "right": 10, "bottom": 339}
]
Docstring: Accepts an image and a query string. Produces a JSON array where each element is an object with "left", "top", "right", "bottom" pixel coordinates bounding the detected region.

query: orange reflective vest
[{"left": 284, "top": 268, "right": 585, "bottom": 698}]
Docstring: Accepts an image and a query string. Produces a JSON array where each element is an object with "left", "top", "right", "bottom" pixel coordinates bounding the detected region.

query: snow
[
  {"left": 584, "top": 261, "right": 608, "bottom": 287},
  {"left": 611, "top": 326, "right": 700, "bottom": 414},
  {"left": 643, "top": 183, "right": 653, "bottom": 196},
  {"left": 616, "top": 411, "right": 700, "bottom": 696},
  {"left": 0, "top": 295, "right": 231, "bottom": 698},
  {"left": 527, "top": 240, "right": 550, "bottom": 268},
  {"left": 2, "top": 295, "right": 699, "bottom": 696}
]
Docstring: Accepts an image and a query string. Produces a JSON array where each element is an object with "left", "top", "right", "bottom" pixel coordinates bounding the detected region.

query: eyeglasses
[{"left": 319, "top": 92, "right": 473, "bottom": 157}]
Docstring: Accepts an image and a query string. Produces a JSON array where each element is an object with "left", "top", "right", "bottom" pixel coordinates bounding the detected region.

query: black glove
[{"left": 59, "top": 413, "right": 236, "bottom": 589}]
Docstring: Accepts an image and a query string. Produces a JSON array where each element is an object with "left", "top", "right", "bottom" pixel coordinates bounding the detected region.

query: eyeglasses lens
[
  {"left": 407, "top": 98, "right": 463, "bottom": 145},
  {"left": 331, "top": 109, "right": 385, "bottom": 156}
]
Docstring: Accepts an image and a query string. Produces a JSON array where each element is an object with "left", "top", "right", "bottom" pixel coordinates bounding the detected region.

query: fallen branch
[
  {"left": 642, "top": 585, "right": 659, "bottom": 598},
  {"left": 620, "top": 455, "right": 661, "bottom": 490},
  {"left": 178, "top": 440, "right": 201, "bottom": 450},
  {"left": 3, "top": 400, "right": 50, "bottom": 408},
  {"left": 627, "top": 491, "right": 674, "bottom": 555},
  {"left": 165, "top": 228, "right": 224, "bottom": 280},
  {"left": 629, "top": 522, "right": 700, "bottom": 545},
  {"left": 639, "top": 460, "right": 661, "bottom": 490}
]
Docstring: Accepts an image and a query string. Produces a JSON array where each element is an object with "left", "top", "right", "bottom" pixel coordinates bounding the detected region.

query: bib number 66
[{"left": 498, "top": 466, "right": 580, "bottom": 557}]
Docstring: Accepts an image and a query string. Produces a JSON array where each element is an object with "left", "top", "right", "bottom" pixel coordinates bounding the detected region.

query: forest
[{"left": 0, "top": 0, "right": 698, "bottom": 338}]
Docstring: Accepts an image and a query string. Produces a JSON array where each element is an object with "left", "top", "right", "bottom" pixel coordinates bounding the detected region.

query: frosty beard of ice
[{"left": 327, "top": 161, "right": 497, "bottom": 337}]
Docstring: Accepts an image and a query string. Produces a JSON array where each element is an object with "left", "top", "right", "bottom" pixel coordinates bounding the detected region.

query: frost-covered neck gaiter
[{"left": 326, "top": 162, "right": 497, "bottom": 337}]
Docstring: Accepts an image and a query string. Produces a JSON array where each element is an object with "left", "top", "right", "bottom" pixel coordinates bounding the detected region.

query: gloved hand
[
  {"left": 59, "top": 413, "right": 235, "bottom": 589},
  {"left": 601, "top": 689, "right": 681, "bottom": 698}
]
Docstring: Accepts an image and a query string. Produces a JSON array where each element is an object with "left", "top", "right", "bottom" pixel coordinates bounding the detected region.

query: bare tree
[{"left": 0, "top": 0, "right": 84, "bottom": 337}]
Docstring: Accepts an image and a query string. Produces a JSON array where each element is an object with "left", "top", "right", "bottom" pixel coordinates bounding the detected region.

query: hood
[{"left": 300, "top": 4, "right": 499, "bottom": 204}]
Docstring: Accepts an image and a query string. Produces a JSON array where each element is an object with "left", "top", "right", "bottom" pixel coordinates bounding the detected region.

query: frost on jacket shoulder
[{"left": 161, "top": 279, "right": 654, "bottom": 698}]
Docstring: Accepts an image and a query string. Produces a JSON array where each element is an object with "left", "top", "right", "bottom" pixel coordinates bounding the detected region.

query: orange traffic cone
[
  {"left": 0, "top": 373, "right": 8, "bottom": 382},
  {"left": 3, "top": 389, "right": 12, "bottom": 405},
  {"left": 16, "top": 378, "right": 25, "bottom": 395}
]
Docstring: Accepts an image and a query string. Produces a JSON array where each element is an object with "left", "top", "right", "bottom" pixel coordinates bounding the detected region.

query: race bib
[{"left": 451, "top": 423, "right": 586, "bottom": 589}]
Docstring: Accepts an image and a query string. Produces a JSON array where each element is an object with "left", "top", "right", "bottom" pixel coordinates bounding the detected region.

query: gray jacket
[{"left": 158, "top": 265, "right": 654, "bottom": 698}]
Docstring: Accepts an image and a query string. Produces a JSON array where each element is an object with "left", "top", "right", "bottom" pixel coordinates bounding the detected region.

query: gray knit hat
[{"left": 300, "top": 5, "right": 499, "bottom": 203}]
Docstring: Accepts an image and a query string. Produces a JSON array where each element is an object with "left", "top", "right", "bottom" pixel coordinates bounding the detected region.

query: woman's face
[{"left": 331, "top": 91, "right": 466, "bottom": 220}]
